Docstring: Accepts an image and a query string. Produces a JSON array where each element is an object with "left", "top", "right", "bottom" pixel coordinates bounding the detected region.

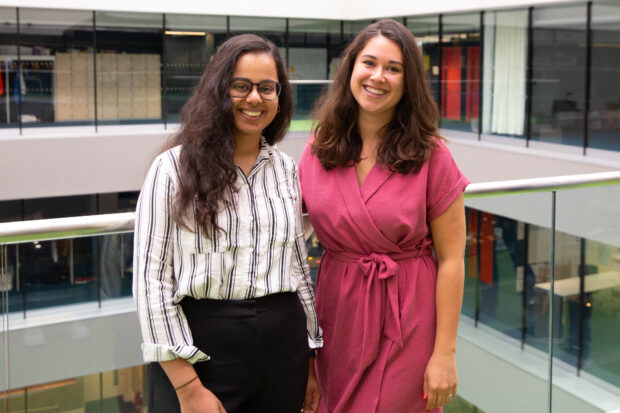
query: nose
[
  {"left": 245, "top": 85, "right": 262, "bottom": 103},
  {"left": 370, "top": 66, "right": 385, "bottom": 81}
]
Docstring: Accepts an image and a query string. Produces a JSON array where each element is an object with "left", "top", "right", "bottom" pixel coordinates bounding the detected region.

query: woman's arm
[
  {"left": 424, "top": 193, "right": 466, "bottom": 411},
  {"left": 160, "top": 359, "right": 226, "bottom": 413},
  {"left": 133, "top": 153, "right": 216, "bottom": 410}
]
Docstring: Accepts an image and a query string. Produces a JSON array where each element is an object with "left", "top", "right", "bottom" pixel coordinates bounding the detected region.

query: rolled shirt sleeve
[{"left": 133, "top": 153, "right": 210, "bottom": 364}]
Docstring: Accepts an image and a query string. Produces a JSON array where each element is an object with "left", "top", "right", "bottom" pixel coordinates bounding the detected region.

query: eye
[
  {"left": 387, "top": 66, "right": 402, "bottom": 73},
  {"left": 231, "top": 82, "right": 250, "bottom": 92},
  {"left": 362, "top": 59, "right": 376, "bottom": 67},
  {"left": 259, "top": 83, "right": 275, "bottom": 94}
]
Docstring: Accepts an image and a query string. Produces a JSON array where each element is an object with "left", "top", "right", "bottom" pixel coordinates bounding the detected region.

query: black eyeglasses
[{"left": 229, "top": 78, "right": 281, "bottom": 100}]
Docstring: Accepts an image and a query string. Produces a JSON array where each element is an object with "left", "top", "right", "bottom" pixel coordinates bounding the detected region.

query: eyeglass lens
[{"left": 230, "top": 79, "right": 280, "bottom": 100}]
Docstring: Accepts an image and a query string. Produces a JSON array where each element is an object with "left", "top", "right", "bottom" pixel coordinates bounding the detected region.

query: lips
[
  {"left": 363, "top": 85, "right": 387, "bottom": 96},
  {"left": 240, "top": 109, "right": 263, "bottom": 118}
]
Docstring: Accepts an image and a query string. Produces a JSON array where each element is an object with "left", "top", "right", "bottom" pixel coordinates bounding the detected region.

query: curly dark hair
[
  {"left": 166, "top": 34, "right": 292, "bottom": 235},
  {"left": 312, "top": 19, "right": 441, "bottom": 173}
]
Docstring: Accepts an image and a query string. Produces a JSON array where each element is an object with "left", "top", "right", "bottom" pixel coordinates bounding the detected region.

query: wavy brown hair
[
  {"left": 166, "top": 34, "right": 292, "bottom": 235},
  {"left": 312, "top": 19, "right": 441, "bottom": 173}
]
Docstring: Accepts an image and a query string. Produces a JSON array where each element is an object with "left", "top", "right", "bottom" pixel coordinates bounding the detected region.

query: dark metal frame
[
  {"left": 16, "top": 7, "right": 21, "bottom": 135},
  {"left": 583, "top": 1, "right": 593, "bottom": 155},
  {"left": 478, "top": 11, "right": 484, "bottom": 140},
  {"left": 525, "top": 6, "right": 534, "bottom": 147},
  {"left": 162, "top": 14, "right": 168, "bottom": 129},
  {"left": 93, "top": 11, "right": 99, "bottom": 132}
]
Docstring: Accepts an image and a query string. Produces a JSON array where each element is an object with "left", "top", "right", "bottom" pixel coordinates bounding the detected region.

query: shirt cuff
[
  {"left": 308, "top": 336, "right": 324, "bottom": 350},
  {"left": 142, "top": 343, "right": 211, "bottom": 364}
]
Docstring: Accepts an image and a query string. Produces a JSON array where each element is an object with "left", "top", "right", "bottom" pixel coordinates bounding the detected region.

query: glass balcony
[{"left": 1, "top": 173, "right": 620, "bottom": 412}]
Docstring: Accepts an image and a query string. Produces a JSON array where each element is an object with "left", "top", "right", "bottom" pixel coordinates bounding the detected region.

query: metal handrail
[{"left": 1, "top": 171, "right": 619, "bottom": 245}]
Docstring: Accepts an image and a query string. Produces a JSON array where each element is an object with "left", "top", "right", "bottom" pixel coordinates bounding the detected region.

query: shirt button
[
  {"left": 249, "top": 216, "right": 254, "bottom": 221},
  {"left": 249, "top": 247, "right": 254, "bottom": 253}
]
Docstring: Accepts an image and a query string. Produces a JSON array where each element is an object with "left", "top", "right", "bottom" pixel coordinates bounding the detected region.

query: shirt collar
[{"left": 258, "top": 136, "right": 275, "bottom": 163}]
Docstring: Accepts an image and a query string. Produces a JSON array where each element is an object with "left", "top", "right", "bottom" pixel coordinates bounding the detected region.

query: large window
[
  {"left": 531, "top": 5, "right": 587, "bottom": 148},
  {"left": 482, "top": 9, "right": 528, "bottom": 140},
  {"left": 95, "top": 11, "right": 163, "bottom": 126},
  {"left": 407, "top": 15, "right": 441, "bottom": 108},
  {"left": 164, "top": 14, "right": 227, "bottom": 123},
  {"left": 19, "top": 8, "right": 94, "bottom": 128},
  {"left": 588, "top": 1, "right": 620, "bottom": 153},
  {"left": 441, "top": 13, "right": 481, "bottom": 133},
  {"left": 0, "top": 7, "right": 18, "bottom": 128},
  {"left": 288, "top": 19, "right": 338, "bottom": 123}
]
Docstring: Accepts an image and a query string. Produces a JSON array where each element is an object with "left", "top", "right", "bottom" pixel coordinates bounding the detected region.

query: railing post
[{"left": 548, "top": 190, "right": 557, "bottom": 413}]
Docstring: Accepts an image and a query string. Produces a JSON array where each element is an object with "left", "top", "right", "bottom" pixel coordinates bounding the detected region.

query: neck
[
  {"left": 357, "top": 110, "right": 392, "bottom": 146},
  {"left": 234, "top": 134, "right": 261, "bottom": 158},
  {"left": 233, "top": 134, "right": 261, "bottom": 176}
]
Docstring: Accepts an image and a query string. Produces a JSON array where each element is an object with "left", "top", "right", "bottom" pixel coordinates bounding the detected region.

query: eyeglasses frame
[{"left": 229, "top": 77, "right": 281, "bottom": 101}]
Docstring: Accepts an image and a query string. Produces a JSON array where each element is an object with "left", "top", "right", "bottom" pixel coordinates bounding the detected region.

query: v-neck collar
[
  {"left": 335, "top": 165, "right": 401, "bottom": 252},
  {"left": 358, "top": 163, "right": 395, "bottom": 203}
]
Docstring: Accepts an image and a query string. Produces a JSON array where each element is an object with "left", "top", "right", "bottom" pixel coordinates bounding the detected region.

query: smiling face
[
  {"left": 349, "top": 35, "right": 405, "bottom": 124},
  {"left": 230, "top": 52, "right": 279, "bottom": 144}
]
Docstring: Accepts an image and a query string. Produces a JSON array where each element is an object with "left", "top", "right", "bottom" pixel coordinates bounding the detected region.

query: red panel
[
  {"left": 466, "top": 209, "right": 478, "bottom": 279},
  {"left": 442, "top": 47, "right": 461, "bottom": 121},
  {"left": 465, "top": 46, "right": 480, "bottom": 122},
  {"left": 480, "top": 212, "right": 494, "bottom": 286}
]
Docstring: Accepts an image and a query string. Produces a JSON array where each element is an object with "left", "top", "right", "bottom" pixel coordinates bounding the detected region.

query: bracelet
[{"left": 174, "top": 375, "right": 199, "bottom": 391}]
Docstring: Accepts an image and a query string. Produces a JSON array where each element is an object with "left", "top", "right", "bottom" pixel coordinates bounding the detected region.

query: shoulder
[
  {"left": 428, "top": 137, "right": 456, "bottom": 164},
  {"left": 268, "top": 143, "right": 297, "bottom": 170},
  {"left": 147, "top": 145, "right": 182, "bottom": 183},
  {"left": 299, "top": 137, "right": 317, "bottom": 166}
]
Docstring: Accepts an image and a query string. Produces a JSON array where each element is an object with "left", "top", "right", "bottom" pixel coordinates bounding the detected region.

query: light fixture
[{"left": 165, "top": 30, "right": 206, "bottom": 36}]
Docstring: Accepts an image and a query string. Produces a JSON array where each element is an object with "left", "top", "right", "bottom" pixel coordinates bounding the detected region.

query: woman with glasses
[
  {"left": 299, "top": 20, "right": 468, "bottom": 412},
  {"left": 133, "top": 34, "right": 322, "bottom": 413}
]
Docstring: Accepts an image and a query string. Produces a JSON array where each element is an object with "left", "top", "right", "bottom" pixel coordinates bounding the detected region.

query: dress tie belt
[{"left": 329, "top": 249, "right": 432, "bottom": 370}]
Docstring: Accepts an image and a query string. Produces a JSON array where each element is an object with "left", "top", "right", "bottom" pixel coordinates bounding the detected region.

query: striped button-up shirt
[{"left": 133, "top": 139, "right": 322, "bottom": 363}]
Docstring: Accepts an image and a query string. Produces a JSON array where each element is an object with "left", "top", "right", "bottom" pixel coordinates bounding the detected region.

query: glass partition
[
  {"left": 229, "top": 16, "right": 285, "bottom": 46},
  {"left": 164, "top": 14, "right": 227, "bottom": 123},
  {"left": 555, "top": 183, "right": 620, "bottom": 386},
  {"left": 0, "top": 7, "right": 18, "bottom": 129},
  {"left": 19, "top": 8, "right": 94, "bottom": 128},
  {"left": 482, "top": 9, "right": 528, "bottom": 140},
  {"left": 2, "top": 365, "right": 147, "bottom": 412},
  {"left": 441, "top": 13, "right": 481, "bottom": 133},
  {"left": 288, "top": 19, "right": 338, "bottom": 125},
  {"left": 407, "top": 15, "right": 440, "bottom": 107},
  {"left": 531, "top": 4, "right": 587, "bottom": 148},
  {"left": 95, "top": 11, "right": 163, "bottom": 126},
  {"left": 589, "top": 1, "right": 620, "bottom": 152}
]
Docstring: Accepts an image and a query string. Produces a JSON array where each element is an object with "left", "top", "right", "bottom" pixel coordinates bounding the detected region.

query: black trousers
[{"left": 148, "top": 292, "right": 309, "bottom": 413}]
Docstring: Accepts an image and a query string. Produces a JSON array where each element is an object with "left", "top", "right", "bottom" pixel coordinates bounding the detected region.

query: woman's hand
[
  {"left": 303, "top": 357, "right": 321, "bottom": 412},
  {"left": 176, "top": 379, "right": 227, "bottom": 413},
  {"left": 422, "top": 352, "right": 458, "bottom": 411}
]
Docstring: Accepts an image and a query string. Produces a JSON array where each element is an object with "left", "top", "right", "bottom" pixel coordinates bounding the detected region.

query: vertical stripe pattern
[{"left": 133, "top": 138, "right": 323, "bottom": 363}]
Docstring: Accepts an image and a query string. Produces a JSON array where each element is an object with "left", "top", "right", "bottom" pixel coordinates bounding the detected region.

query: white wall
[
  {"left": 3, "top": 128, "right": 620, "bottom": 249},
  {"left": 0, "top": 0, "right": 585, "bottom": 20}
]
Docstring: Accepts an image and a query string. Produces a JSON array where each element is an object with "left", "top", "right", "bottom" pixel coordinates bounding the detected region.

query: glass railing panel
[
  {"left": 3, "top": 233, "right": 134, "bottom": 317},
  {"left": 1, "top": 365, "right": 147, "bottom": 413},
  {"left": 290, "top": 81, "right": 330, "bottom": 129},
  {"left": 555, "top": 183, "right": 620, "bottom": 387},
  {"left": 99, "top": 233, "right": 134, "bottom": 302},
  {"left": 466, "top": 192, "right": 550, "bottom": 346}
]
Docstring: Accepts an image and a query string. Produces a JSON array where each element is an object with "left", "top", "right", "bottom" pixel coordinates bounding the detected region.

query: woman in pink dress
[{"left": 299, "top": 20, "right": 469, "bottom": 412}]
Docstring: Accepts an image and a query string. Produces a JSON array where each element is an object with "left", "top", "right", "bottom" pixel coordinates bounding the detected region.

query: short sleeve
[{"left": 426, "top": 140, "right": 470, "bottom": 221}]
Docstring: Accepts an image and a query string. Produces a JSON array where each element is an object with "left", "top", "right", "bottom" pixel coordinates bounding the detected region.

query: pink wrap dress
[{"left": 299, "top": 139, "right": 469, "bottom": 413}]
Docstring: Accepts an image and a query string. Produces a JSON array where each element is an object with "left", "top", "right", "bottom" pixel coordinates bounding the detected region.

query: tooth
[{"left": 366, "top": 86, "right": 385, "bottom": 95}]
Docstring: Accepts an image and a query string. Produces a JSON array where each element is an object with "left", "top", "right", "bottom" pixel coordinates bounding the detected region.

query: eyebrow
[{"left": 360, "top": 54, "right": 403, "bottom": 66}]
